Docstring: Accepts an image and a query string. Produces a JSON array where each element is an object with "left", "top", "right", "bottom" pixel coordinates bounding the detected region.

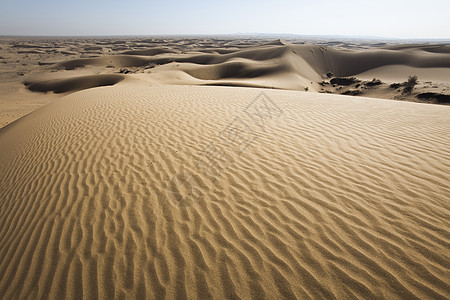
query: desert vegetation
[{"left": 402, "top": 75, "right": 418, "bottom": 95}]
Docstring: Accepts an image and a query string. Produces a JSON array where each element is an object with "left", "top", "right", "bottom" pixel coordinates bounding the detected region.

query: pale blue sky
[{"left": 0, "top": 0, "right": 449, "bottom": 38}]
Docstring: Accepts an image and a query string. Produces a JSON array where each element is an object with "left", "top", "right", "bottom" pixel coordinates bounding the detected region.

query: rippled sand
[{"left": 1, "top": 82, "right": 449, "bottom": 299}]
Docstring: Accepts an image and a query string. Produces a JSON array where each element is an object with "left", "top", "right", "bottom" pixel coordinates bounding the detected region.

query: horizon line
[{"left": 0, "top": 33, "right": 449, "bottom": 41}]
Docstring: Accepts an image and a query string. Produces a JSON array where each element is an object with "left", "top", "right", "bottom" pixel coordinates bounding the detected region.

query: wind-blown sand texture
[
  {"left": 0, "top": 37, "right": 450, "bottom": 299},
  {"left": 0, "top": 81, "right": 449, "bottom": 299}
]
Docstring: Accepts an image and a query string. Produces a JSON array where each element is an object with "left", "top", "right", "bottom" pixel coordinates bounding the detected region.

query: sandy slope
[
  {"left": 0, "top": 82, "right": 449, "bottom": 299},
  {"left": 1, "top": 37, "right": 450, "bottom": 129}
]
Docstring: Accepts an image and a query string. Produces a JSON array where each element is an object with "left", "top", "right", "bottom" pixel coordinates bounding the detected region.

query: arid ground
[{"left": 0, "top": 37, "right": 449, "bottom": 299}]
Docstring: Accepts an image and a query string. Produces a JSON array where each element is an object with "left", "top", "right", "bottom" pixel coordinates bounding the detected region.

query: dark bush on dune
[
  {"left": 365, "top": 78, "right": 382, "bottom": 86},
  {"left": 330, "top": 77, "right": 359, "bottom": 86},
  {"left": 341, "top": 89, "right": 362, "bottom": 96},
  {"left": 402, "top": 75, "right": 418, "bottom": 95},
  {"left": 417, "top": 92, "right": 450, "bottom": 103},
  {"left": 389, "top": 83, "right": 402, "bottom": 89}
]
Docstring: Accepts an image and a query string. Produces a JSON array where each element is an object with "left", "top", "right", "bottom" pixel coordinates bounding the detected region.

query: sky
[{"left": 0, "top": 0, "right": 449, "bottom": 39}]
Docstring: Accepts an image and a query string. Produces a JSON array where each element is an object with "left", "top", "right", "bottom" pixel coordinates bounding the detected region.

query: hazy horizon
[
  {"left": 1, "top": 33, "right": 450, "bottom": 42},
  {"left": 1, "top": 0, "right": 449, "bottom": 39}
]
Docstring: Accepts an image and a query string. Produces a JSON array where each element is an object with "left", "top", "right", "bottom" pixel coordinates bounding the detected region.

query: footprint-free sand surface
[
  {"left": 0, "top": 37, "right": 449, "bottom": 299},
  {"left": 1, "top": 80, "right": 449, "bottom": 299}
]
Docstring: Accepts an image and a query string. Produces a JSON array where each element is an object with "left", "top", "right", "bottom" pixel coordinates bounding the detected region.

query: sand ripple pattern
[{"left": 0, "top": 85, "right": 449, "bottom": 299}]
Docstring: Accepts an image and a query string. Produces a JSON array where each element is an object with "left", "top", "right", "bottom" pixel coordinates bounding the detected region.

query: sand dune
[
  {"left": 383, "top": 44, "right": 450, "bottom": 53},
  {"left": 48, "top": 41, "right": 450, "bottom": 96},
  {"left": 56, "top": 43, "right": 450, "bottom": 79},
  {"left": 58, "top": 55, "right": 154, "bottom": 70},
  {"left": 0, "top": 82, "right": 449, "bottom": 299},
  {"left": 183, "top": 60, "right": 290, "bottom": 80},
  {"left": 1, "top": 37, "right": 449, "bottom": 298},
  {"left": 2, "top": 37, "right": 448, "bottom": 117},
  {"left": 356, "top": 65, "right": 450, "bottom": 82},
  {"left": 121, "top": 48, "right": 177, "bottom": 56},
  {"left": 23, "top": 74, "right": 125, "bottom": 93}
]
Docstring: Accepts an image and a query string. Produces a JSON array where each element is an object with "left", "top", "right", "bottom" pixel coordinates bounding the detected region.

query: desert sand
[
  {"left": 0, "top": 37, "right": 449, "bottom": 299},
  {"left": 1, "top": 37, "right": 449, "bottom": 129}
]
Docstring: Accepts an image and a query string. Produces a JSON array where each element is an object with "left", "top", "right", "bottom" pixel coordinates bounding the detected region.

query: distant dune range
[
  {"left": 53, "top": 42, "right": 450, "bottom": 87},
  {"left": 14, "top": 40, "right": 448, "bottom": 98},
  {"left": 0, "top": 38, "right": 449, "bottom": 299}
]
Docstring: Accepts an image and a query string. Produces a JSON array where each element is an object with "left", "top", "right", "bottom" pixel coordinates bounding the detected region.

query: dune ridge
[
  {"left": 0, "top": 83, "right": 449, "bottom": 299},
  {"left": 46, "top": 41, "right": 450, "bottom": 96},
  {"left": 56, "top": 43, "right": 450, "bottom": 81},
  {"left": 23, "top": 74, "right": 125, "bottom": 93}
]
